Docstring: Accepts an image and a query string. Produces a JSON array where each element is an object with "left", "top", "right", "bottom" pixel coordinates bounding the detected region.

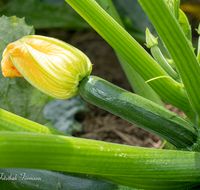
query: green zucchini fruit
[{"left": 79, "top": 76, "right": 197, "bottom": 148}]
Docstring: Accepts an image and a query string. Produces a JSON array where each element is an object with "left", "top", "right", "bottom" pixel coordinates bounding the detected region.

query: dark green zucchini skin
[{"left": 79, "top": 76, "right": 197, "bottom": 148}]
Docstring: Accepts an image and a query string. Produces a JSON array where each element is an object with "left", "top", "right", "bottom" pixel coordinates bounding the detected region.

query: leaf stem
[{"left": 146, "top": 28, "right": 181, "bottom": 83}]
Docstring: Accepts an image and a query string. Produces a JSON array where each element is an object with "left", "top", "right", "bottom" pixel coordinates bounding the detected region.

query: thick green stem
[
  {"left": 150, "top": 46, "right": 181, "bottom": 83},
  {"left": 96, "top": 0, "right": 164, "bottom": 106},
  {"left": 197, "top": 24, "right": 200, "bottom": 64},
  {"left": 146, "top": 28, "right": 181, "bottom": 83},
  {"left": 0, "top": 108, "right": 66, "bottom": 136},
  {"left": 1, "top": 132, "right": 200, "bottom": 189},
  {"left": 174, "top": 0, "right": 180, "bottom": 20}
]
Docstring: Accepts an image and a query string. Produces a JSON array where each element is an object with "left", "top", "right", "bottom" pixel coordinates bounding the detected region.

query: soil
[{"left": 36, "top": 27, "right": 186, "bottom": 149}]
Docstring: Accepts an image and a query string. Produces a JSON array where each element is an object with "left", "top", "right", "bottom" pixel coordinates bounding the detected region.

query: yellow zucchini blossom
[{"left": 1, "top": 35, "right": 92, "bottom": 99}]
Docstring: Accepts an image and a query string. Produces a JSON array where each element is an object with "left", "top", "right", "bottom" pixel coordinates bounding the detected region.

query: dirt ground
[{"left": 36, "top": 25, "right": 189, "bottom": 149}]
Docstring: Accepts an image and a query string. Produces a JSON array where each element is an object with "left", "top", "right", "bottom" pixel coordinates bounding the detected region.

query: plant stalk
[
  {"left": 96, "top": 0, "right": 164, "bottom": 106},
  {"left": 1, "top": 131, "right": 200, "bottom": 189}
]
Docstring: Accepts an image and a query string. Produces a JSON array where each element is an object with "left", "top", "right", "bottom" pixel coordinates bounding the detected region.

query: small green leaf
[
  {"left": 178, "top": 9, "right": 190, "bottom": 36},
  {"left": 43, "top": 96, "right": 88, "bottom": 135},
  {"left": 0, "top": 16, "right": 51, "bottom": 124}
]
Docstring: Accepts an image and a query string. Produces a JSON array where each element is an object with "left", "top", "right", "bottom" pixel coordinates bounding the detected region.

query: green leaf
[
  {"left": 0, "top": 0, "right": 89, "bottom": 29},
  {"left": 0, "top": 16, "right": 51, "bottom": 124},
  {"left": 43, "top": 96, "right": 88, "bottom": 135},
  {"left": 0, "top": 168, "right": 138, "bottom": 190},
  {"left": 178, "top": 9, "right": 190, "bottom": 36},
  {"left": 0, "top": 16, "right": 34, "bottom": 60}
]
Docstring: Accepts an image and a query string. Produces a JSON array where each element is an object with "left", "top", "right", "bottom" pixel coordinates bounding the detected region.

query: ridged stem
[
  {"left": 96, "top": 0, "right": 164, "bottom": 106},
  {"left": 0, "top": 108, "right": 65, "bottom": 136},
  {"left": 1, "top": 132, "right": 200, "bottom": 189}
]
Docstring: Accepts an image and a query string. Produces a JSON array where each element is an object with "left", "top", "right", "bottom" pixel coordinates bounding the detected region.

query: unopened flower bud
[
  {"left": 145, "top": 28, "right": 158, "bottom": 48},
  {"left": 1, "top": 35, "right": 92, "bottom": 99}
]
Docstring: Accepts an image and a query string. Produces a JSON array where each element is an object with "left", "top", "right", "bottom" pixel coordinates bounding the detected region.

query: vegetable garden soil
[{"left": 37, "top": 29, "right": 186, "bottom": 149}]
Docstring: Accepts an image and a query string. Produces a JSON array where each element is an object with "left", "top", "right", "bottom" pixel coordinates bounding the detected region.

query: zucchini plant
[{"left": 1, "top": 0, "right": 200, "bottom": 189}]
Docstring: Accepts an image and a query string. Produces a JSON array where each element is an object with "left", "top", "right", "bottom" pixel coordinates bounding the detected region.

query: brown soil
[{"left": 36, "top": 29, "right": 186, "bottom": 149}]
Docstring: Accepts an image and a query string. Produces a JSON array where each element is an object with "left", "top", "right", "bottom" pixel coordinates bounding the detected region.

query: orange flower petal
[{"left": 1, "top": 51, "right": 22, "bottom": 78}]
